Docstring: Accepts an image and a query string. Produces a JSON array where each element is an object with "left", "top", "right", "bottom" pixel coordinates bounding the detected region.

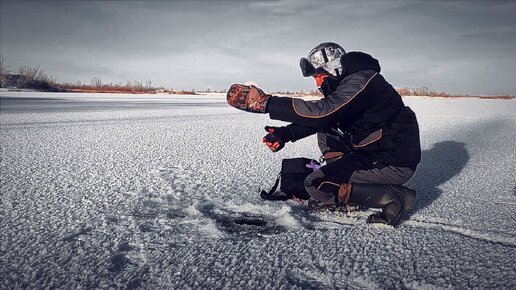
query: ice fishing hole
[{"left": 234, "top": 217, "right": 267, "bottom": 226}]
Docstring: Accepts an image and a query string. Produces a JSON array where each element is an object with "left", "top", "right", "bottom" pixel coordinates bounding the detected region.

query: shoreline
[{"left": 0, "top": 88, "right": 514, "bottom": 100}]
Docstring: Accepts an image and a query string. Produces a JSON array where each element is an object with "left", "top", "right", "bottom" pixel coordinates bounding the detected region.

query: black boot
[{"left": 349, "top": 183, "right": 416, "bottom": 226}]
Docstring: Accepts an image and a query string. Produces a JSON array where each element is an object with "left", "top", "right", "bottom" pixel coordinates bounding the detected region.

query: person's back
[{"left": 332, "top": 51, "right": 421, "bottom": 170}]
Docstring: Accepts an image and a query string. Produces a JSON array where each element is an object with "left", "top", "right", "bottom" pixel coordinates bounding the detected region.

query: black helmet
[{"left": 300, "top": 42, "right": 346, "bottom": 77}]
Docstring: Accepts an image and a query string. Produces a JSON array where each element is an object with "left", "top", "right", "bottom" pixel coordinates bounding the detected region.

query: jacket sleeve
[
  {"left": 285, "top": 123, "right": 317, "bottom": 142},
  {"left": 267, "top": 70, "right": 378, "bottom": 129}
]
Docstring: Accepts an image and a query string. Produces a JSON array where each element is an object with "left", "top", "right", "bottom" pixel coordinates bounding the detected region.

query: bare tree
[
  {"left": 90, "top": 77, "right": 102, "bottom": 87},
  {"left": 0, "top": 55, "right": 7, "bottom": 87},
  {"left": 0, "top": 55, "right": 7, "bottom": 76}
]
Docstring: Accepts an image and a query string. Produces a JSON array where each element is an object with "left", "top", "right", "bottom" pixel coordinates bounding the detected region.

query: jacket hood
[{"left": 340, "top": 51, "right": 381, "bottom": 78}]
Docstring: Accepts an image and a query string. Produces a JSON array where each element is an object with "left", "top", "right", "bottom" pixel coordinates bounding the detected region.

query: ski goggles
[{"left": 300, "top": 57, "right": 320, "bottom": 77}]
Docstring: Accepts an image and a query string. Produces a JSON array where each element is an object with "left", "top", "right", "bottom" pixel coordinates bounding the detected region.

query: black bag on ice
[{"left": 260, "top": 158, "right": 320, "bottom": 201}]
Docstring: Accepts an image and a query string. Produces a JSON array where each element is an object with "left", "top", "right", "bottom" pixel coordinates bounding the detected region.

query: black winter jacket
[{"left": 267, "top": 52, "right": 421, "bottom": 169}]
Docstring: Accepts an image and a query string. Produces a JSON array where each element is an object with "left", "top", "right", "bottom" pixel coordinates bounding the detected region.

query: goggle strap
[{"left": 321, "top": 48, "right": 329, "bottom": 63}]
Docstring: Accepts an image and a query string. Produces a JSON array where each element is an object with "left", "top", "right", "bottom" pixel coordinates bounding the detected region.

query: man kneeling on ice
[{"left": 227, "top": 42, "right": 421, "bottom": 226}]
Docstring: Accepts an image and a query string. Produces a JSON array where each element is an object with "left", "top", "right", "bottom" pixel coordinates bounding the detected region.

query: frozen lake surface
[{"left": 1, "top": 92, "right": 515, "bottom": 289}]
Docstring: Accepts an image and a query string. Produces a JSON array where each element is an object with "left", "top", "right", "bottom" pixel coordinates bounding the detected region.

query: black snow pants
[{"left": 305, "top": 132, "right": 415, "bottom": 202}]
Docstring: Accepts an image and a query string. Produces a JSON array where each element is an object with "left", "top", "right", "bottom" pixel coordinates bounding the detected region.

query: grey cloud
[
  {"left": 462, "top": 27, "right": 516, "bottom": 44},
  {"left": 248, "top": 0, "right": 320, "bottom": 16}
]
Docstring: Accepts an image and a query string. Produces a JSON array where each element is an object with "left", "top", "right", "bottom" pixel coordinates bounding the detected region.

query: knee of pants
[
  {"left": 304, "top": 169, "right": 324, "bottom": 188},
  {"left": 304, "top": 170, "right": 337, "bottom": 201}
]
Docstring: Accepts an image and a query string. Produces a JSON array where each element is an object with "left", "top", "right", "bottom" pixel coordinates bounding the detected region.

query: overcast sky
[{"left": 1, "top": 0, "right": 516, "bottom": 95}]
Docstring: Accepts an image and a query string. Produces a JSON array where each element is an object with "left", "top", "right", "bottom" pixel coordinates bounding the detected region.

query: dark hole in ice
[
  {"left": 234, "top": 217, "right": 267, "bottom": 226},
  {"left": 118, "top": 242, "right": 133, "bottom": 252},
  {"left": 106, "top": 215, "right": 119, "bottom": 223},
  {"left": 127, "top": 278, "right": 142, "bottom": 289},
  {"left": 166, "top": 209, "right": 186, "bottom": 219},
  {"left": 109, "top": 254, "right": 129, "bottom": 272},
  {"left": 139, "top": 224, "right": 153, "bottom": 232},
  {"left": 198, "top": 204, "right": 287, "bottom": 237},
  {"left": 61, "top": 227, "right": 92, "bottom": 242}
]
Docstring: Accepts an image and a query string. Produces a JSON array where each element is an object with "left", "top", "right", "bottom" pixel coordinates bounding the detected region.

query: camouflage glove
[{"left": 226, "top": 84, "right": 271, "bottom": 113}]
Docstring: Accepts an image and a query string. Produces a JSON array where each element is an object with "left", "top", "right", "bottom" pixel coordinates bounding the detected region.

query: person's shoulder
[
  {"left": 333, "top": 70, "right": 379, "bottom": 96},
  {"left": 341, "top": 51, "right": 381, "bottom": 76},
  {"left": 339, "top": 70, "right": 378, "bottom": 86}
]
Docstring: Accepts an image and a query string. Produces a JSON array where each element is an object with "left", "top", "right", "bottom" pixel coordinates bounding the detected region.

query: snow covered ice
[{"left": 1, "top": 92, "right": 515, "bottom": 289}]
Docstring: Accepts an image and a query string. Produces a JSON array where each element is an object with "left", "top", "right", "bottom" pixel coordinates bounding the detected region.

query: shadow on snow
[{"left": 406, "top": 140, "right": 469, "bottom": 217}]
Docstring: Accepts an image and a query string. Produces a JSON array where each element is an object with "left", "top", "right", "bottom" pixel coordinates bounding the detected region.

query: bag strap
[{"left": 260, "top": 173, "right": 290, "bottom": 201}]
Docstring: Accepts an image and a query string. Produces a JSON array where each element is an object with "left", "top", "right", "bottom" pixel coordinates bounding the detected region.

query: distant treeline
[
  {"left": 0, "top": 56, "right": 513, "bottom": 99},
  {"left": 0, "top": 56, "right": 197, "bottom": 94},
  {"left": 396, "top": 87, "right": 514, "bottom": 100}
]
